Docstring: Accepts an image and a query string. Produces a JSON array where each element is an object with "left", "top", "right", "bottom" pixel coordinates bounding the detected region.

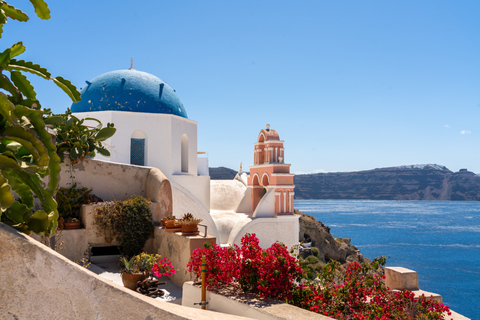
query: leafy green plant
[
  {"left": 134, "top": 252, "right": 161, "bottom": 274},
  {"left": 163, "top": 213, "right": 176, "bottom": 221},
  {"left": 56, "top": 183, "right": 100, "bottom": 222},
  {"left": 120, "top": 196, "right": 154, "bottom": 257},
  {"left": 119, "top": 256, "right": 140, "bottom": 274},
  {"left": 178, "top": 212, "right": 202, "bottom": 225},
  {"left": 94, "top": 195, "right": 154, "bottom": 257},
  {"left": 0, "top": 0, "right": 81, "bottom": 236},
  {"left": 93, "top": 201, "right": 124, "bottom": 243},
  {"left": 45, "top": 108, "right": 115, "bottom": 164}
]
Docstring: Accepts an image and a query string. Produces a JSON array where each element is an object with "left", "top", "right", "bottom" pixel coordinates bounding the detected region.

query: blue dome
[{"left": 71, "top": 69, "right": 188, "bottom": 118}]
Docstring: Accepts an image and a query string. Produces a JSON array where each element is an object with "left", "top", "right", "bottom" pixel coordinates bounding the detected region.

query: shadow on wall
[
  {"left": 0, "top": 223, "right": 248, "bottom": 320},
  {"left": 59, "top": 158, "right": 172, "bottom": 221}
]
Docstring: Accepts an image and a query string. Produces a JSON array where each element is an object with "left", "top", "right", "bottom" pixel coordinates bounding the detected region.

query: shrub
[
  {"left": 306, "top": 255, "right": 320, "bottom": 264},
  {"left": 120, "top": 196, "right": 154, "bottom": 257},
  {"left": 94, "top": 195, "right": 153, "bottom": 257},
  {"left": 188, "top": 233, "right": 303, "bottom": 300}
]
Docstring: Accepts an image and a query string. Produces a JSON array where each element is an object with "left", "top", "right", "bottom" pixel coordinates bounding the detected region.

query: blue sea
[{"left": 295, "top": 199, "right": 480, "bottom": 319}]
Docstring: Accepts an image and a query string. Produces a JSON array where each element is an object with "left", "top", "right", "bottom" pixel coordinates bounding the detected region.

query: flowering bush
[
  {"left": 188, "top": 233, "right": 302, "bottom": 299},
  {"left": 188, "top": 234, "right": 455, "bottom": 320},
  {"left": 152, "top": 257, "right": 176, "bottom": 278},
  {"left": 290, "top": 258, "right": 452, "bottom": 319}
]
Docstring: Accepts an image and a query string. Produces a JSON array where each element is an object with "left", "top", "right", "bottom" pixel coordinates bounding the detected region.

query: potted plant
[
  {"left": 120, "top": 256, "right": 145, "bottom": 290},
  {"left": 162, "top": 214, "right": 179, "bottom": 229},
  {"left": 134, "top": 252, "right": 161, "bottom": 278},
  {"left": 56, "top": 184, "right": 100, "bottom": 229},
  {"left": 151, "top": 257, "right": 176, "bottom": 279},
  {"left": 178, "top": 213, "right": 202, "bottom": 235}
]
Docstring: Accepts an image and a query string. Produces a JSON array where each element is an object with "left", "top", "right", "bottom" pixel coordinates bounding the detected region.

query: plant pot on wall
[
  {"left": 64, "top": 221, "right": 81, "bottom": 229},
  {"left": 122, "top": 271, "right": 146, "bottom": 290},
  {"left": 181, "top": 224, "right": 199, "bottom": 235},
  {"left": 164, "top": 220, "right": 179, "bottom": 229}
]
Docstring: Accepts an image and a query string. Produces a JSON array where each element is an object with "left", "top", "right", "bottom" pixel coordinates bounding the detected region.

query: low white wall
[
  {"left": 229, "top": 215, "right": 300, "bottom": 249},
  {"left": 153, "top": 228, "right": 216, "bottom": 287},
  {"left": 182, "top": 281, "right": 334, "bottom": 320},
  {"left": 0, "top": 223, "right": 249, "bottom": 320}
]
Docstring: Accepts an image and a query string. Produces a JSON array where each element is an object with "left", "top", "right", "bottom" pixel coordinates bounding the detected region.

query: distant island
[{"left": 210, "top": 164, "right": 480, "bottom": 201}]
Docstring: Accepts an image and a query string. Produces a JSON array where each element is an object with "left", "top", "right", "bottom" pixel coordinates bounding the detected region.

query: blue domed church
[
  {"left": 71, "top": 66, "right": 299, "bottom": 250},
  {"left": 72, "top": 68, "right": 212, "bottom": 226}
]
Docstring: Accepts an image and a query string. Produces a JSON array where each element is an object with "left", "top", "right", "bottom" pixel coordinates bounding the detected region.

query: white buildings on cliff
[{"left": 71, "top": 67, "right": 299, "bottom": 248}]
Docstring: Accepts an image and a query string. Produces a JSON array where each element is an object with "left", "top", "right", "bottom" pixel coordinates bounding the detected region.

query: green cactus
[{"left": 0, "top": 1, "right": 81, "bottom": 236}]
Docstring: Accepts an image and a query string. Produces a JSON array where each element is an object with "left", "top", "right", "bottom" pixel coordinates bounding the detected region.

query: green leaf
[
  {"left": 70, "top": 147, "right": 77, "bottom": 160},
  {"left": 10, "top": 41, "right": 25, "bottom": 58},
  {"left": 0, "top": 3, "right": 29, "bottom": 21},
  {"left": 6, "top": 201, "right": 30, "bottom": 223},
  {"left": 95, "top": 127, "right": 116, "bottom": 141},
  {"left": 3, "top": 126, "right": 48, "bottom": 167},
  {"left": 29, "top": 0, "right": 50, "bottom": 20},
  {"left": 0, "top": 92, "right": 16, "bottom": 124},
  {"left": 4, "top": 170, "right": 33, "bottom": 210},
  {"left": 25, "top": 210, "right": 50, "bottom": 234},
  {"left": 6, "top": 59, "right": 51, "bottom": 79},
  {"left": 84, "top": 117, "right": 101, "bottom": 125},
  {"left": 96, "top": 147, "right": 110, "bottom": 157},
  {"left": 44, "top": 115, "right": 63, "bottom": 126},
  {"left": 0, "top": 175, "right": 14, "bottom": 209},
  {"left": 0, "top": 48, "right": 10, "bottom": 68},
  {"left": 0, "top": 154, "right": 21, "bottom": 170},
  {"left": 0, "top": 74, "right": 21, "bottom": 101},
  {"left": 10, "top": 71, "right": 36, "bottom": 99},
  {"left": 52, "top": 76, "right": 81, "bottom": 102}
]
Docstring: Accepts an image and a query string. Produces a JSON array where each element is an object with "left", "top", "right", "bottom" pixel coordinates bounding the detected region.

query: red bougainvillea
[{"left": 187, "top": 234, "right": 455, "bottom": 320}]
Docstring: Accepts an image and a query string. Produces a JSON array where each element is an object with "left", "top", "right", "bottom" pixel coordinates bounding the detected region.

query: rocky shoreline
[{"left": 296, "top": 209, "right": 383, "bottom": 276}]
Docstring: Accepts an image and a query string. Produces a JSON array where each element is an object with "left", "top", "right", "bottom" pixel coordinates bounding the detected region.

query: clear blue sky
[{"left": 4, "top": 1, "right": 480, "bottom": 174}]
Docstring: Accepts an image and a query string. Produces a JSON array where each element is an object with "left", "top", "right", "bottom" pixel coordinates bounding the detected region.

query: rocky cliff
[
  {"left": 294, "top": 164, "right": 480, "bottom": 201},
  {"left": 296, "top": 210, "right": 366, "bottom": 264}
]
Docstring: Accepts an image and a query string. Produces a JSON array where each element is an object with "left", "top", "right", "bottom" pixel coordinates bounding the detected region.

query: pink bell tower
[{"left": 247, "top": 125, "right": 295, "bottom": 215}]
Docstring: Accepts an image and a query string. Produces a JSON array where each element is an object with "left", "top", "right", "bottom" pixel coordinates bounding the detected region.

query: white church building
[{"left": 71, "top": 67, "right": 299, "bottom": 249}]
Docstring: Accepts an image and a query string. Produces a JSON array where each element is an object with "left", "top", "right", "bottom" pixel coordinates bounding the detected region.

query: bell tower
[{"left": 247, "top": 125, "right": 295, "bottom": 215}]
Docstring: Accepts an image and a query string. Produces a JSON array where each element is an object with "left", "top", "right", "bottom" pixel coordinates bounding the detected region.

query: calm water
[{"left": 295, "top": 199, "right": 480, "bottom": 319}]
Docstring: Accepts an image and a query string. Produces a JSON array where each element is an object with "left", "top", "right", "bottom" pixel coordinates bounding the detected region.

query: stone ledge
[
  {"left": 182, "top": 281, "right": 334, "bottom": 320},
  {"left": 385, "top": 266, "right": 419, "bottom": 291},
  {"left": 154, "top": 227, "right": 216, "bottom": 287}
]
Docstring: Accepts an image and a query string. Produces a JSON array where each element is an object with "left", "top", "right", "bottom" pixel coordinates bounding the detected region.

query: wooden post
[{"left": 201, "top": 256, "right": 207, "bottom": 310}]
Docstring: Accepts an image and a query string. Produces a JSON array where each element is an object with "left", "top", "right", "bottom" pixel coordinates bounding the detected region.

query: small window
[
  {"left": 131, "top": 138, "right": 145, "bottom": 166},
  {"left": 181, "top": 134, "right": 188, "bottom": 173}
]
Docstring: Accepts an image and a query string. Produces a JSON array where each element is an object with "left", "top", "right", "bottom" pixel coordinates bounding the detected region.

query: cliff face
[
  {"left": 297, "top": 210, "right": 364, "bottom": 264},
  {"left": 294, "top": 165, "right": 480, "bottom": 201}
]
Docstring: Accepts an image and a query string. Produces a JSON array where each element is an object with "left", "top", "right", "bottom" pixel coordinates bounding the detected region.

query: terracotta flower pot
[
  {"left": 64, "top": 221, "right": 81, "bottom": 229},
  {"left": 181, "top": 223, "right": 199, "bottom": 235},
  {"left": 164, "top": 220, "right": 179, "bottom": 229},
  {"left": 122, "top": 271, "right": 146, "bottom": 290},
  {"left": 161, "top": 219, "right": 166, "bottom": 229}
]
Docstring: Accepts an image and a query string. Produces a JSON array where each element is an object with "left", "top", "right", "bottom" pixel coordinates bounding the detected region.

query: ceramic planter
[
  {"left": 181, "top": 223, "right": 199, "bottom": 235},
  {"left": 164, "top": 220, "right": 179, "bottom": 229},
  {"left": 122, "top": 271, "right": 146, "bottom": 290},
  {"left": 64, "top": 221, "right": 81, "bottom": 229}
]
